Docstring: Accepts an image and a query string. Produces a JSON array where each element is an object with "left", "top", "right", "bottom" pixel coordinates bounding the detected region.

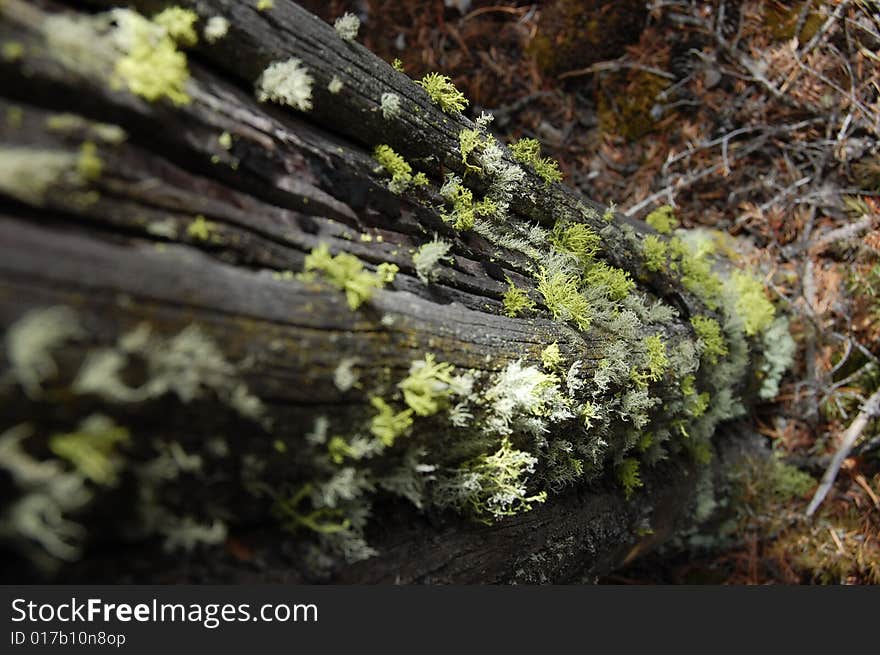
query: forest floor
[{"left": 303, "top": 0, "right": 880, "bottom": 583}]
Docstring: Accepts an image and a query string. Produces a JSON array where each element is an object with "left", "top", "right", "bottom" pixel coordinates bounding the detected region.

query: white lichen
[
  {"left": 333, "top": 357, "right": 360, "bottom": 392},
  {"left": 334, "top": 12, "right": 361, "bottom": 42},
  {"left": 203, "top": 16, "right": 230, "bottom": 43},
  {"left": 412, "top": 236, "right": 453, "bottom": 284},
  {"left": 327, "top": 75, "right": 344, "bottom": 94},
  {"left": 256, "top": 58, "right": 313, "bottom": 112},
  {"left": 380, "top": 92, "right": 401, "bottom": 119},
  {"left": 5, "top": 306, "right": 84, "bottom": 397}
]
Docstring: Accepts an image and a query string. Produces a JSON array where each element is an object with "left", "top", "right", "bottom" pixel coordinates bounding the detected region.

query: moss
[
  {"left": 415, "top": 72, "right": 468, "bottom": 113},
  {"left": 509, "top": 137, "right": 563, "bottom": 185},
  {"left": 256, "top": 58, "right": 313, "bottom": 112},
  {"left": 728, "top": 270, "right": 776, "bottom": 337},
  {"left": 397, "top": 354, "right": 456, "bottom": 416},
  {"left": 645, "top": 205, "right": 679, "bottom": 234},
  {"left": 48, "top": 415, "right": 129, "bottom": 486},
  {"left": 632, "top": 334, "right": 668, "bottom": 387},
  {"left": 690, "top": 315, "right": 728, "bottom": 364},
  {"left": 537, "top": 268, "right": 592, "bottom": 330},
  {"left": 302, "top": 243, "right": 393, "bottom": 310},
  {"left": 459, "top": 127, "right": 485, "bottom": 173},
  {"left": 502, "top": 278, "right": 536, "bottom": 318},
  {"left": 368, "top": 397, "right": 413, "bottom": 447},
  {"left": 152, "top": 7, "right": 199, "bottom": 47},
  {"left": 439, "top": 175, "right": 495, "bottom": 230},
  {"left": 597, "top": 70, "right": 669, "bottom": 140}
]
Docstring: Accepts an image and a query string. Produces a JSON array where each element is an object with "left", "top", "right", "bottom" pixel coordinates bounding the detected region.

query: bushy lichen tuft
[
  {"left": 373, "top": 144, "right": 426, "bottom": 194},
  {"left": 617, "top": 458, "right": 643, "bottom": 499},
  {"left": 412, "top": 236, "right": 452, "bottom": 284},
  {"left": 334, "top": 12, "right": 360, "bottom": 42},
  {"left": 642, "top": 234, "right": 668, "bottom": 272},
  {"left": 502, "top": 278, "right": 536, "bottom": 318},
  {"left": 728, "top": 270, "right": 776, "bottom": 337},
  {"left": 583, "top": 261, "right": 634, "bottom": 301},
  {"left": 541, "top": 342, "right": 563, "bottom": 370},
  {"left": 256, "top": 58, "right": 313, "bottom": 112},
  {"left": 509, "top": 137, "right": 563, "bottom": 185},
  {"left": 551, "top": 222, "right": 600, "bottom": 265},
  {"left": 48, "top": 414, "right": 129, "bottom": 486},
  {"left": 203, "top": 16, "right": 230, "bottom": 43},
  {"left": 368, "top": 397, "right": 413, "bottom": 447},
  {"left": 152, "top": 7, "right": 199, "bottom": 47},
  {"left": 397, "top": 354, "right": 456, "bottom": 416},
  {"left": 536, "top": 268, "right": 591, "bottom": 330},
  {"left": 416, "top": 72, "right": 468, "bottom": 113},
  {"left": 302, "top": 244, "right": 394, "bottom": 310}
]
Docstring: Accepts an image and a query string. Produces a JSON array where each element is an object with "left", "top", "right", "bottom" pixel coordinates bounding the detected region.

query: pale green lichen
[
  {"left": 536, "top": 268, "right": 591, "bottom": 330},
  {"left": 256, "top": 58, "right": 313, "bottom": 112},
  {"left": 373, "top": 144, "right": 426, "bottom": 194},
  {"left": 584, "top": 261, "right": 634, "bottom": 301},
  {"left": 439, "top": 175, "right": 496, "bottom": 230},
  {"left": 328, "top": 76, "right": 344, "bottom": 93},
  {"left": 334, "top": 12, "right": 360, "bottom": 42},
  {"left": 369, "top": 397, "right": 413, "bottom": 447},
  {"left": 43, "top": 8, "right": 193, "bottom": 106},
  {"left": 379, "top": 92, "right": 401, "bottom": 118},
  {"left": 551, "top": 222, "right": 601, "bottom": 265},
  {"left": 218, "top": 131, "right": 232, "bottom": 150},
  {"left": 2, "top": 41, "right": 25, "bottom": 62},
  {"left": 502, "top": 277, "right": 535, "bottom": 318},
  {"left": 617, "top": 458, "right": 643, "bottom": 499},
  {"left": 541, "top": 342, "right": 563, "bottom": 370},
  {"left": 333, "top": 358, "right": 360, "bottom": 392},
  {"left": 690, "top": 315, "right": 728, "bottom": 364},
  {"left": 256, "top": 0, "right": 274, "bottom": 11},
  {"left": 758, "top": 316, "right": 796, "bottom": 399},
  {"left": 727, "top": 270, "right": 776, "bottom": 337},
  {"left": 416, "top": 72, "right": 468, "bottom": 113},
  {"left": 642, "top": 234, "right": 668, "bottom": 272},
  {"left": 412, "top": 236, "right": 452, "bottom": 284},
  {"left": 302, "top": 243, "right": 393, "bottom": 310},
  {"left": 397, "top": 354, "right": 456, "bottom": 416},
  {"left": 0, "top": 146, "right": 97, "bottom": 207}
]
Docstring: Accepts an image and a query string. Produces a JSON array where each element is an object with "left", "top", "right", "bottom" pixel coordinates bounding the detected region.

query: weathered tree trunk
[{"left": 0, "top": 0, "right": 785, "bottom": 583}]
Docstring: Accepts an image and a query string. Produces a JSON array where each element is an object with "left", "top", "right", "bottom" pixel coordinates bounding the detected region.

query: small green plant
[
  {"left": 49, "top": 414, "right": 130, "bottom": 486},
  {"left": 642, "top": 234, "right": 668, "bottom": 272},
  {"left": 152, "top": 7, "right": 199, "bottom": 47},
  {"left": 373, "top": 144, "right": 427, "bottom": 193},
  {"left": 729, "top": 271, "right": 775, "bottom": 337},
  {"left": 541, "top": 342, "right": 563, "bottom": 370},
  {"left": 551, "top": 222, "right": 600, "bottom": 265},
  {"left": 416, "top": 72, "right": 468, "bottom": 113},
  {"left": 583, "top": 261, "right": 634, "bottom": 301},
  {"left": 632, "top": 334, "right": 668, "bottom": 387}
]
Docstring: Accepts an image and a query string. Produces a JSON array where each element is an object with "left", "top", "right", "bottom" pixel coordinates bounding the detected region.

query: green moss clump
[
  {"left": 632, "top": 334, "right": 668, "bottom": 387},
  {"left": 302, "top": 244, "right": 393, "bottom": 310},
  {"left": 373, "top": 144, "right": 425, "bottom": 194},
  {"left": 502, "top": 277, "right": 536, "bottom": 318},
  {"left": 186, "top": 215, "right": 216, "bottom": 241},
  {"left": 690, "top": 315, "right": 729, "bottom": 364},
  {"left": 415, "top": 72, "right": 468, "bottom": 114},
  {"left": 541, "top": 342, "right": 563, "bottom": 370},
  {"left": 645, "top": 205, "right": 679, "bottom": 234},
  {"left": 439, "top": 176, "right": 495, "bottom": 230}
]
